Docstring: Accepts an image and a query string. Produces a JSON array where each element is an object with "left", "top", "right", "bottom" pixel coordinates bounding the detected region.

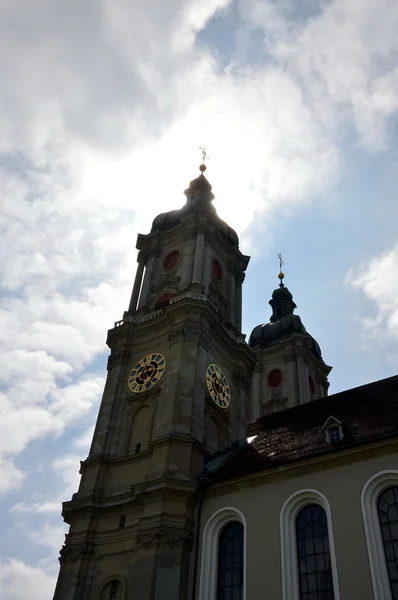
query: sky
[{"left": 1, "top": 0, "right": 398, "bottom": 596}]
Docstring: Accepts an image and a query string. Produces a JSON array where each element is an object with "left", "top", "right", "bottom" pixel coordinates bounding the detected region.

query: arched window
[
  {"left": 378, "top": 487, "right": 398, "bottom": 599},
  {"left": 296, "top": 504, "right": 334, "bottom": 600},
  {"left": 110, "top": 580, "right": 118, "bottom": 599},
  {"left": 199, "top": 507, "right": 246, "bottom": 600},
  {"left": 280, "top": 489, "right": 340, "bottom": 600},
  {"left": 361, "top": 470, "right": 398, "bottom": 600},
  {"left": 99, "top": 578, "right": 124, "bottom": 600},
  {"left": 154, "top": 293, "right": 175, "bottom": 310},
  {"left": 217, "top": 521, "right": 244, "bottom": 600}
]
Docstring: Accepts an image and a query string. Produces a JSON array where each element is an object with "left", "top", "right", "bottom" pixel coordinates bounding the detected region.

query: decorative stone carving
[
  {"left": 263, "top": 390, "right": 289, "bottom": 415},
  {"left": 59, "top": 537, "right": 92, "bottom": 563},
  {"left": 183, "top": 227, "right": 197, "bottom": 241},
  {"left": 107, "top": 349, "right": 131, "bottom": 370},
  {"left": 152, "top": 275, "right": 181, "bottom": 292},
  {"left": 135, "top": 525, "right": 193, "bottom": 550},
  {"left": 169, "top": 326, "right": 211, "bottom": 349}
]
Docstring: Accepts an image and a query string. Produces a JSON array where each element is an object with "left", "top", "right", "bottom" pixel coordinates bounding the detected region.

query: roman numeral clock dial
[
  {"left": 128, "top": 353, "right": 166, "bottom": 393},
  {"left": 206, "top": 363, "right": 231, "bottom": 408}
]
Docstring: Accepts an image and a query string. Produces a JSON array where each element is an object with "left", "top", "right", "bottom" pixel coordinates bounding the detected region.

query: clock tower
[{"left": 53, "top": 164, "right": 256, "bottom": 600}]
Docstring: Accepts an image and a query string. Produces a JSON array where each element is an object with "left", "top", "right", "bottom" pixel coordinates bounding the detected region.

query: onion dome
[
  {"left": 151, "top": 164, "right": 239, "bottom": 246},
  {"left": 249, "top": 272, "right": 322, "bottom": 358}
]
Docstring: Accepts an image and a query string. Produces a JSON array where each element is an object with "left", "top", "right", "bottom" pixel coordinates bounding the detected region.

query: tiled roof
[{"left": 212, "top": 374, "right": 398, "bottom": 483}]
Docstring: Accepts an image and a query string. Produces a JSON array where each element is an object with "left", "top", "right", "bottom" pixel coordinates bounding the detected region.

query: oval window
[
  {"left": 154, "top": 293, "right": 175, "bottom": 310},
  {"left": 268, "top": 369, "right": 282, "bottom": 388},
  {"left": 212, "top": 258, "right": 223, "bottom": 280},
  {"left": 164, "top": 251, "right": 180, "bottom": 271},
  {"left": 308, "top": 375, "right": 316, "bottom": 395}
]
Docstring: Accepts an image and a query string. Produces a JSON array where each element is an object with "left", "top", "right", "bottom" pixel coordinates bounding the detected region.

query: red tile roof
[{"left": 212, "top": 374, "right": 398, "bottom": 483}]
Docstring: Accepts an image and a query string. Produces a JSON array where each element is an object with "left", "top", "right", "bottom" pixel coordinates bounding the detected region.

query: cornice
[{"left": 62, "top": 474, "right": 198, "bottom": 523}]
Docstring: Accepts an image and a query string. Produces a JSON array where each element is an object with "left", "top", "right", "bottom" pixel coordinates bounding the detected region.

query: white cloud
[
  {"left": 0, "top": 459, "right": 25, "bottom": 494},
  {"left": 0, "top": 560, "right": 55, "bottom": 600},
  {"left": 240, "top": 0, "right": 398, "bottom": 150},
  {"left": 347, "top": 244, "right": 398, "bottom": 342}
]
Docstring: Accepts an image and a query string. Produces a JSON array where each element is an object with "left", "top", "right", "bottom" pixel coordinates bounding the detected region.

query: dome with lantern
[
  {"left": 151, "top": 164, "right": 239, "bottom": 247},
  {"left": 249, "top": 271, "right": 323, "bottom": 358}
]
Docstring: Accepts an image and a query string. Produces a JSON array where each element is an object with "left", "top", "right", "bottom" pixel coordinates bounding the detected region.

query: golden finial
[
  {"left": 277, "top": 253, "right": 285, "bottom": 286},
  {"left": 199, "top": 146, "right": 207, "bottom": 172}
]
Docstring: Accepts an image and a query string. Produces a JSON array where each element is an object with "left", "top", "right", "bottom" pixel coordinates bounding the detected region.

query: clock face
[
  {"left": 128, "top": 353, "right": 166, "bottom": 393},
  {"left": 206, "top": 364, "right": 231, "bottom": 408}
]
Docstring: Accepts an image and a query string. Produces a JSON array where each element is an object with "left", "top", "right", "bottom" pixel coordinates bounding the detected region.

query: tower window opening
[
  {"left": 109, "top": 580, "right": 118, "bottom": 599},
  {"left": 118, "top": 515, "right": 126, "bottom": 529},
  {"left": 164, "top": 250, "right": 180, "bottom": 270},
  {"left": 154, "top": 293, "right": 175, "bottom": 310},
  {"left": 135, "top": 443, "right": 141, "bottom": 454},
  {"left": 212, "top": 258, "right": 223, "bottom": 281},
  {"left": 268, "top": 369, "right": 283, "bottom": 388},
  {"left": 308, "top": 374, "right": 316, "bottom": 395}
]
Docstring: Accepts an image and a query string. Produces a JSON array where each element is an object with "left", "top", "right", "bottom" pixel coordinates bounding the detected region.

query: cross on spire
[
  {"left": 199, "top": 146, "right": 208, "bottom": 173},
  {"left": 277, "top": 253, "right": 285, "bottom": 287}
]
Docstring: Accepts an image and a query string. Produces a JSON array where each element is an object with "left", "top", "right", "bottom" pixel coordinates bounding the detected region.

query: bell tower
[
  {"left": 249, "top": 267, "right": 332, "bottom": 418},
  {"left": 53, "top": 164, "right": 256, "bottom": 600}
]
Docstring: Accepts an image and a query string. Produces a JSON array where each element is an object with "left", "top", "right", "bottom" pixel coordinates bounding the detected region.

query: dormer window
[
  {"left": 322, "top": 416, "right": 344, "bottom": 444},
  {"left": 327, "top": 425, "right": 341, "bottom": 443}
]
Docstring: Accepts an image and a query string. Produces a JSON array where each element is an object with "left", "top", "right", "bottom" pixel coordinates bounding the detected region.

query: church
[{"left": 53, "top": 164, "right": 398, "bottom": 600}]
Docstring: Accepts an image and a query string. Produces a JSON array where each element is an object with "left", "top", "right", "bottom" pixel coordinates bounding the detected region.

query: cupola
[{"left": 249, "top": 264, "right": 332, "bottom": 419}]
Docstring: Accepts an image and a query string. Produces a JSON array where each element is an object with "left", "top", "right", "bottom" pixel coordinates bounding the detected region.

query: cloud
[
  {"left": 347, "top": 243, "right": 398, "bottom": 342},
  {"left": 240, "top": 0, "right": 398, "bottom": 150},
  {"left": 0, "top": 560, "right": 55, "bottom": 600},
  {"left": 0, "top": 459, "right": 25, "bottom": 494}
]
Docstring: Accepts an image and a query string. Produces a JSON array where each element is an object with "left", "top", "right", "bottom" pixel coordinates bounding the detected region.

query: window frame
[
  {"left": 322, "top": 416, "right": 344, "bottom": 444},
  {"left": 198, "top": 506, "right": 247, "bottom": 600},
  {"left": 361, "top": 470, "right": 398, "bottom": 600},
  {"left": 96, "top": 576, "right": 127, "bottom": 600},
  {"left": 280, "top": 488, "right": 341, "bottom": 600}
]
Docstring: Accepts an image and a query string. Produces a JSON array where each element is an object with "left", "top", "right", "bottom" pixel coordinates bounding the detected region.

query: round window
[
  {"left": 164, "top": 251, "right": 180, "bottom": 270},
  {"left": 308, "top": 375, "right": 316, "bottom": 395},
  {"left": 212, "top": 258, "right": 223, "bottom": 280},
  {"left": 268, "top": 369, "right": 282, "bottom": 388}
]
